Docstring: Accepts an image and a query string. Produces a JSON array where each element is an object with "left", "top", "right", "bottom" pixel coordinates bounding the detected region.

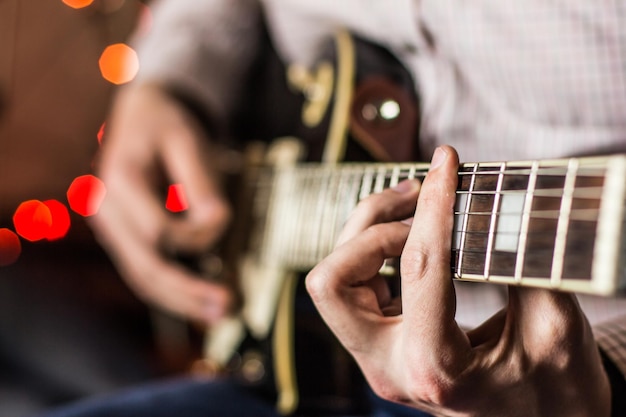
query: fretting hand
[{"left": 306, "top": 146, "right": 610, "bottom": 417}]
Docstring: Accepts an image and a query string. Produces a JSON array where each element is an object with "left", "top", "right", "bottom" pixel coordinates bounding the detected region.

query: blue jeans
[{"left": 34, "top": 376, "right": 431, "bottom": 417}]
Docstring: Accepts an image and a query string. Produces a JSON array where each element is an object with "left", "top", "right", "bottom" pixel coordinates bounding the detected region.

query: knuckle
[
  {"left": 400, "top": 246, "right": 429, "bottom": 279},
  {"left": 304, "top": 267, "right": 330, "bottom": 303}
]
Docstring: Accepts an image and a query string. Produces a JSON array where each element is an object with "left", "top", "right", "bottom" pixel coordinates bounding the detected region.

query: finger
[
  {"left": 159, "top": 120, "right": 231, "bottom": 222},
  {"left": 335, "top": 179, "right": 421, "bottom": 248},
  {"left": 161, "top": 163, "right": 231, "bottom": 253},
  {"left": 400, "top": 146, "right": 468, "bottom": 351},
  {"left": 306, "top": 221, "right": 411, "bottom": 350}
]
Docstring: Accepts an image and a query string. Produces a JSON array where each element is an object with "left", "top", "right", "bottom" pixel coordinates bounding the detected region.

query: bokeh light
[
  {"left": 165, "top": 184, "right": 188, "bottom": 212},
  {"left": 99, "top": 43, "right": 139, "bottom": 85},
  {"left": 13, "top": 200, "right": 53, "bottom": 242},
  {"left": 97, "top": 122, "right": 106, "bottom": 144},
  {"left": 0, "top": 228, "right": 21, "bottom": 266},
  {"left": 67, "top": 175, "right": 107, "bottom": 217},
  {"left": 43, "top": 200, "right": 72, "bottom": 240},
  {"left": 62, "top": 0, "right": 94, "bottom": 9}
]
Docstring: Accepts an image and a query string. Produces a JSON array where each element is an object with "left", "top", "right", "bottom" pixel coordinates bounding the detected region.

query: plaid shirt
[{"left": 136, "top": 0, "right": 626, "bottom": 379}]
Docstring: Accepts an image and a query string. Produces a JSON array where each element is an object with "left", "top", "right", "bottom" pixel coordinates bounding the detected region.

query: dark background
[{"left": 0, "top": 1, "right": 200, "bottom": 415}]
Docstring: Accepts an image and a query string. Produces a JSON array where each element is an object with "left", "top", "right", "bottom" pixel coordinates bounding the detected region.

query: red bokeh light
[
  {"left": 67, "top": 175, "right": 107, "bottom": 217},
  {"left": 0, "top": 228, "right": 21, "bottom": 266},
  {"left": 13, "top": 200, "right": 53, "bottom": 242},
  {"left": 43, "top": 200, "right": 71, "bottom": 240},
  {"left": 97, "top": 122, "right": 106, "bottom": 145},
  {"left": 165, "top": 184, "right": 188, "bottom": 212},
  {"left": 99, "top": 43, "right": 139, "bottom": 85},
  {"left": 62, "top": 0, "right": 94, "bottom": 9}
]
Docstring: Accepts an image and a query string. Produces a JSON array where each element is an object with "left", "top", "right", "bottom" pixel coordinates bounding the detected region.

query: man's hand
[
  {"left": 307, "top": 146, "right": 611, "bottom": 417},
  {"left": 90, "top": 84, "right": 232, "bottom": 326}
]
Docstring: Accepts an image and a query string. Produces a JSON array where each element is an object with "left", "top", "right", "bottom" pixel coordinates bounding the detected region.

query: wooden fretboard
[{"left": 249, "top": 154, "right": 626, "bottom": 296}]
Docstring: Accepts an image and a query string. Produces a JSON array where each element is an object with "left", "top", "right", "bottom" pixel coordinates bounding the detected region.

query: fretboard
[{"left": 251, "top": 154, "right": 626, "bottom": 296}]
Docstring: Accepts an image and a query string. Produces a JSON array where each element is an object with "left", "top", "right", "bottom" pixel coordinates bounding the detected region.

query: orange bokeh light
[
  {"left": 99, "top": 43, "right": 139, "bottom": 85},
  {"left": 62, "top": 0, "right": 94, "bottom": 9},
  {"left": 67, "top": 175, "right": 107, "bottom": 217},
  {"left": 0, "top": 228, "right": 21, "bottom": 266},
  {"left": 43, "top": 200, "right": 71, "bottom": 240},
  {"left": 13, "top": 200, "right": 53, "bottom": 242},
  {"left": 165, "top": 184, "right": 188, "bottom": 212}
]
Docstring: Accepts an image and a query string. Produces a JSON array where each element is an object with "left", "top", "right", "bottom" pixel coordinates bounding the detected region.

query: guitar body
[{"left": 205, "top": 28, "right": 626, "bottom": 416}]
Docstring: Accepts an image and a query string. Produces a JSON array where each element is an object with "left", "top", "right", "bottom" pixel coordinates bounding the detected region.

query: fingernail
[
  {"left": 401, "top": 217, "right": 414, "bottom": 226},
  {"left": 430, "top": 147, "right": 448, "bottom": 170},
  {"left": 392, "top": 179, "right": 419, "bottom": 193}
]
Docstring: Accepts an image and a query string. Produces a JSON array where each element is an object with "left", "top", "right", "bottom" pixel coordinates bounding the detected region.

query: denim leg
[
  {"left": 368, "top": 388, "right": 434, "bottom": 417},
  {"left": 32, "top": 377, "right": 280, "bottom": 417}
]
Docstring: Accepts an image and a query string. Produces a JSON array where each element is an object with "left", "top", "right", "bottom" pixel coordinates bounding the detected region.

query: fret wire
[
  {"left": 290, "top": 169, "right": 303, "bottom": 266},
  {"left": 294, "top": 169, "right": 309, "bottom": 265},
  {"left": 296, "top": 169, "right": 311, "bottom": 265},
  {"left": 253, "top": 169, "right": 273, "bottom": 261},
  {"left": 336, "top": 168, "right": 361, "bottom": 247},
  {"left": 312, "top": 169, "right": 331, "bottom": 265},
  {"left": 550, "top": 158, "right": 579, "bottom": 287},
  {"left": 329, "top": 168, "right": 350, "bottom": 252},
  {"left": 321, "top": 169, "right": 342, "bottom": 259},
  {"left": 313, "top": 169, "right": 327, "bottom": 264},
  {"left": 264, "top": 167, "right": 287, "bottom": 263},
  {"left": 284, "top": 169, "right": 297, "bottom": 266},
  {"left": 456, "top": 163, "right": 478, "bottom": 277},
  {"left": 374, "top": 166, "right": 387, "bottom": 193},
  {"left": 390, "top": 166, "right": 401, "bottom": 188},
  {"left": 359, "top": 166, "right": 375, "bottom": 200},
  {"left": 276, "top": 169, "right": 298, "bottom": 259},
  {"left": 408, "top": 165, "right": 416, "bottom": 180},
  {"left": 304, "top": 168, "right": 321, "bottom": 265},
  {"left": 484, "top": 162, "right": 506, "bottom": 278},
  {"left": 514, "top": 160, "right": 538, "bottom": 282},
  {"left": 279, "top": 168, "right": 294, "bottom": 264}
]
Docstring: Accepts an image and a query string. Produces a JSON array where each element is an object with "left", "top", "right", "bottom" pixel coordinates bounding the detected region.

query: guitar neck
[{"left": 252, "top": 154, "right": 626, "bottom": 296}]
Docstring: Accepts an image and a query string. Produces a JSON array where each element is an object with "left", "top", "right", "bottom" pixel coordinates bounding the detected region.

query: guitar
[{"left": 201, "top": 30, "right": 626, "bottom": 415}]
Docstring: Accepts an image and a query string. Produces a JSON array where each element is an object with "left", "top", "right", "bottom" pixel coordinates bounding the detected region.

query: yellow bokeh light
[
  {"left": 62, "top": 0, "right": 94, "bottom": 9},
  {"left": 99, "top": 43, "right": 139, "bottom": 85}
]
